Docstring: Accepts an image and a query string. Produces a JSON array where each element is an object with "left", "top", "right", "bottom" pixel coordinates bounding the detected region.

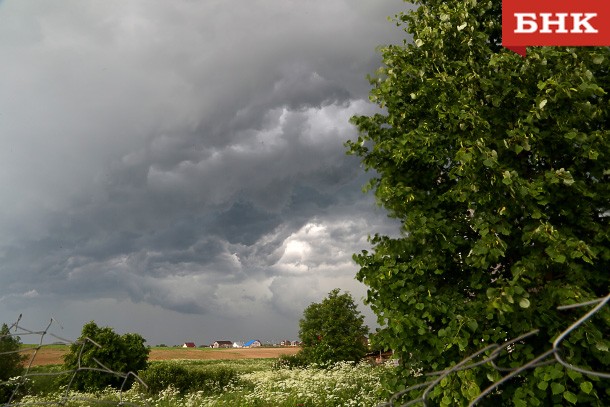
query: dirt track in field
[{"left": 24, "top": 346, "right": 300, "bottom": 366}]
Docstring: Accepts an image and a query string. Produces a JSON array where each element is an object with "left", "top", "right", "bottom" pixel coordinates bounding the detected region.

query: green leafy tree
[
  {"left": 63, "top": 321, "right": 149, "bottom": 391},
  {"left": 298, "top": 289, "right": 369, "bottom": 366},
  {"left": 347, "top": 0, "right": 609, "bottom": 405},
  {"left": 0, "top": 323, "right": 27, "bottom": 403}
]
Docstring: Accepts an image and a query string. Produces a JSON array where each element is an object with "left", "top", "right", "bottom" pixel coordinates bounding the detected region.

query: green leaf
[
  {"left": 580, "top": 381, "right": 593, "bottom": 394},
  {"left": 563, "top": 391, "right": 577, "bottom": 404},
  {"left": 549, "top": 366, "right": 564, "bottom": 380},
  {"left": 566, "top": 369, "right": 582, "bottom": 381},
  {"left": 467, "top": 320, "right": 478, "bottom": 332},
  {"left": 537, "top": 381, "right": 548, "bottom": 391},
  {"left": 519, "top": 298, "right": 530, "bottom": 309},
  {"left": 551, "top": 382, "right": 565, "bottom": 395},
  {"left": 595, "top": 342, "right": 608, "bottom": 352}
]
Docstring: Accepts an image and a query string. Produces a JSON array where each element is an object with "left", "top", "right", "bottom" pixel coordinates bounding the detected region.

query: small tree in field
[
  {"left": 63, "top": 321, "right": 149, "bottom": 391},
  {"left": 298, "top": 289, "right": 369, "bottom": 366},
  {"left": 348, "top": 0, "right": 609, "bottom": 405},
  {"left": 0, "top": 323, "right": 26, "bottom": 403}
]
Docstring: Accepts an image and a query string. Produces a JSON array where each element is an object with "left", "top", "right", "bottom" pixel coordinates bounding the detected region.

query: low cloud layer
[{"left": 0, "top": 0, "right": 407, "bottom": 344}]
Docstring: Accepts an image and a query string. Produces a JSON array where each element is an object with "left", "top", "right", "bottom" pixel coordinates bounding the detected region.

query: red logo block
[{"left": 502, "top": 0, "right": 610, "bottom": 56}]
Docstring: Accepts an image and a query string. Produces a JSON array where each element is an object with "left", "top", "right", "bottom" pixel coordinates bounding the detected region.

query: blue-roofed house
[{"left": 244, "top": 339, "right": 261, "bottom": 348}]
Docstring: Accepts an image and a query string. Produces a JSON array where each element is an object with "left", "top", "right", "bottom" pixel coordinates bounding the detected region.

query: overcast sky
[{"left": 0, "top": 0, "right": 409, "bottom": 346}]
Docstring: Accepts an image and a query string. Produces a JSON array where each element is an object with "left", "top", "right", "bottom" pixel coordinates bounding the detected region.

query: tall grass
[{"left": 18, "top": 360, "right": 392, "bottom": 407}]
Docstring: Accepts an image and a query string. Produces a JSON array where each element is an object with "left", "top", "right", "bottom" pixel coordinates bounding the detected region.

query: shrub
[
  {"left": 62, "top": 321, "right": 149, "bottom": 391},
  {"left": 273, "top": 353, "right": 308, "bottom": 369},
  {"left": 0, "top": 323, "right": 27, "bottom": 403},
  {"left": 139, "top": 362, "right": 238, "bottom": 395}
]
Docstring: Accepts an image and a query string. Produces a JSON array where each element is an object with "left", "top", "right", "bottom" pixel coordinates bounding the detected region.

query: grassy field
[
  {"left": 13, "top": 344, "right": 391, "bottom": 406},
  {"left": 17, "top": 359, "right": 391, "bottom": 407}
]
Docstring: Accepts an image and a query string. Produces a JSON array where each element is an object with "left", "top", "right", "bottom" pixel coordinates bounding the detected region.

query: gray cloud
[{"left": 0, "top": 0, "right": 407, "bottom": 344}]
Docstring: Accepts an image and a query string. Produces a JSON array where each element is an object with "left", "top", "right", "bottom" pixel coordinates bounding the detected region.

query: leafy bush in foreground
[
  {"left": 0, "top": 323, "right": 27, "bottom": 403},
  {"left": 63, "top": 321, "right": 149, "bottom": 391}
]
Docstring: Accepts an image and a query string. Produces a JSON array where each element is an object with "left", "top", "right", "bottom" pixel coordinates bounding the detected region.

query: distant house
[
  {"left": 212, "top": 340, "right": 233, "bottom": 348},
  {"left": 233, "top": 341, "right": 244, "bottom": 348},
  {"left": 365, "top": 350, "right": 397, "bottom": 366},
  {"left": 280, "top": 340, "right": 291, "bottom": 346},
  {"left": 182, "top": 342, "right": 196, "bottom": 348},
  {"left": 244, "top": 339, "right": 261, "bottom": 348}
]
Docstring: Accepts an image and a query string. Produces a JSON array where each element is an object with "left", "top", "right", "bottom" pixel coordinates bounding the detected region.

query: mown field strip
[{"left": 23, "top": 346, "right": 300, "bottom": 366}]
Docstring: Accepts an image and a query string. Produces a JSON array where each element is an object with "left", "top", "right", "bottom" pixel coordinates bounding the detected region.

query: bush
[
  {"left": 0, "top": 323, "right": 27, "bottom": 403},
  {"left": 273, "top": 353, "right": 308, "bottom": 369},
  {"left": 139, "top": 362, "right": 238, "bottom": 395},
  {"left": 62, "top": 321, "right": 149, "bottom": 391}
]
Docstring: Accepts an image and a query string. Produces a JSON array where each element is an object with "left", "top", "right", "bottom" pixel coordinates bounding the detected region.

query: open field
[
  {"left": 22, "top": 346, "right": 300, "bottom": 366},
  {"left": 20, "top": 360, "right": 389, "bottom": 406}
]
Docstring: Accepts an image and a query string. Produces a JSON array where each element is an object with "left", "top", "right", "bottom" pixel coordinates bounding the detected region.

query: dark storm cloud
[{"left": 0, "top": 0, "right": 409, "bottom": 343}]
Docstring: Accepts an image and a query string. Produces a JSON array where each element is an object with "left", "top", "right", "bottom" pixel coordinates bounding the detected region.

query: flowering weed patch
[
  {"left": 15, "top": 361, "right": 391, "bottom": 406},
  {"left": 240, "top": 361, "right": 388, "bottom": 407}
]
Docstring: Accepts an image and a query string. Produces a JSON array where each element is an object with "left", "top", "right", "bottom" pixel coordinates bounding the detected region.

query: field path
[{"left": 24, "top": 346, "right": 300, "bottom": 366}]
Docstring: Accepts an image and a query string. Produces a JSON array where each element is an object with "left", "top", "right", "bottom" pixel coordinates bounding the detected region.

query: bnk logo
[
  {"left": 514, "top": 13, "right": 598, "bottom": 34},
  {"left": 502, "top": 0, "right": 610, "bottom": 56}
]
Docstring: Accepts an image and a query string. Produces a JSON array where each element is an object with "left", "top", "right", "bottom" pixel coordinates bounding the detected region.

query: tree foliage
[
  {"left": 0, "top": 323, "right": 25, "bottom": 382},
  {"left": 298, "top": 289, "right": 369, "bottom": 366},
  {"left": 63, "top": 321, "right": 149, "bottom": 391},
  {"left": 0, "top": 323, "right": 26, "bottom": 403},
  {"left": 347, "top": 0, "right": 609, "bottom": 404}
]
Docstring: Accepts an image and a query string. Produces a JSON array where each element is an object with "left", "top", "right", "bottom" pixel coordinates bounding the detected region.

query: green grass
[
  {"left": 15, "top": 360, "right": 392, "bottom": 406},
  {"left": 20, "top": 365, "right": 66, "bottom": 396}
]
